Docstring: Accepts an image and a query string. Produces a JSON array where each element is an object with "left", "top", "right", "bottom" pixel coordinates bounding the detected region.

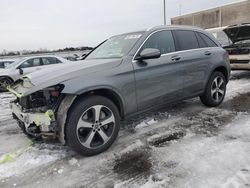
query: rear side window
[
  {"left": 0, "top": 62, "right": 4, "bottom": 68},
  {"left": 175, "top": 30, "right": 199, "bottom": 51},
  {"left": 195, "top": 32, "right": 209, "bottom": 48},
  {"left": 197, "top": 32, "right": 218, "bottom": 47},
  {"left": 139, "top": 30, "right": 175, "bottom": 55},
  {"left": 42, "top": 57, "right": 62, "bottom": 65}
]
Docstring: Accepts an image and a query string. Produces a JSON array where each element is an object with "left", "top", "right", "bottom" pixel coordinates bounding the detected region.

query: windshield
[
  {"left": 5, "top": 58, "right": 25, "bottom": 69},
  {"left": 211, "top": 30, "right": 232, "bottom": 46},
  {"left": 86, "top": 32, "right": 144, "bottom": 60}
]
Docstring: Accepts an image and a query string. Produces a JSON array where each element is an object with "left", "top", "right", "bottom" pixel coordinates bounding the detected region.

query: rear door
[
  {"left": 133, "top": 30, "right": 184, "bottom": 111},
  {"left": 173, "top": 30, "right": 212, "bottom": 97}
]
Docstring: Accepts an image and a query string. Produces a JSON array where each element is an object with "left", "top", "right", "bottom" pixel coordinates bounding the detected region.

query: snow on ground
[{"left": 1, "top": 71, "right": 250, "bottom": 188}]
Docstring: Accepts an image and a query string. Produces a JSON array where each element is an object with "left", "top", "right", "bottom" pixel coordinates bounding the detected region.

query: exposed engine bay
[
  {"left": 224, "top": 44, "right": 250, "bottom": 65},
  {"left": 224, "top": 44, "right": 250, "bottom": 55},
  {"left": 223, "top": 24, "right": 250, "bottom": 68},
  {"left": 11, "top": 84, "right": 65, "bottom": 140}
]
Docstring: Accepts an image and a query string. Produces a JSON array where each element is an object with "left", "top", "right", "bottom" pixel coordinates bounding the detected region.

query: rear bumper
[{"left": 10, "top": 101, "right": 55, "bottom": 133}]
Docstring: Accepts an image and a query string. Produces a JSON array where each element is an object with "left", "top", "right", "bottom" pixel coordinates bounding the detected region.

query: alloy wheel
[
  {"left": 76, "top": 105, "right": 115, "bottom": 149},
  {"left": 0, "top": 78, "right": 11, "bottom": 90},
  {"left": 211, "top": 76, "right": 225, "bottom": 102}
]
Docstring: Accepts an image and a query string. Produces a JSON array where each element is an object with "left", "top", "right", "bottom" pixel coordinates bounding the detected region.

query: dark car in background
[{"left": 9, "top": 25, "right": 230, "bottom": 156}]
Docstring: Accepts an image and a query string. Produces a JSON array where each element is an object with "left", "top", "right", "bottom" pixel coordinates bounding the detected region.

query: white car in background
[
  {"left": 0, "top": 59, "right": 15, "bottom": 68},
  {"left": 207, "top": 24, "right": 250, "bottom": 70},
  {"left": 0, "top": 55, "right": 70, "bottom": 91},
  {"left": 206, "top": 26, "right": 232, "bottom": 47}
]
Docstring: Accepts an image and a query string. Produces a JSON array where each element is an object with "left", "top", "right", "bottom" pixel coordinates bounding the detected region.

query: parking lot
[{"left": 0, "top": 71, "right": 249, "bottom": 188}]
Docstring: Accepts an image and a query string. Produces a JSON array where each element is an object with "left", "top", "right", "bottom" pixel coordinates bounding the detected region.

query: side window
[
  {"left": 175, "top": 30, "right": 199, "bottom": 51},
  {"left": 0, "top": 63, "right": 4, "bottom": 68},
  {"left": 195, "top": 32, "right": 209, "bottom": 48},
  {"left": 56, "top": 58, "right": 63, "bottom": 64},
  {"left": 198, "top": 32, "right": 218, "bottom": 47},
  {"left": 42, "top": 57, "right": 61, "bottom": 65},
  {"left": 139, "top": 30, "right": 175, "bottom": 55},
  {"left": 19, "top": 58, "right": 41, "bottom": 68}
]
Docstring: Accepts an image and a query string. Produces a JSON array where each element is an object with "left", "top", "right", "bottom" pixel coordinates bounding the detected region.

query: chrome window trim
[{"left": 132, "top": 29, "right": 217, "bottom": 63}]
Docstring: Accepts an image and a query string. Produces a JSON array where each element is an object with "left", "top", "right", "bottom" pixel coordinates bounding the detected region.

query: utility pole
[
  {"left": 179, "top": 4, "right": 182, "bottom": 16},
  {"left": 163, "top": 0, "right": 166, "bottom": 25}
]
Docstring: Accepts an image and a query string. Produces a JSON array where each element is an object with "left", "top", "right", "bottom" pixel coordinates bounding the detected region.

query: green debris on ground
[{"left": 0, "top": 139, "right": 33, "bottom": 164}]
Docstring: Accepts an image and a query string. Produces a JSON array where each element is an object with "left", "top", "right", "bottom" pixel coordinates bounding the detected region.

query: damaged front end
[{"left": 8, "top": 77, "right": 74, "bottom": 143}]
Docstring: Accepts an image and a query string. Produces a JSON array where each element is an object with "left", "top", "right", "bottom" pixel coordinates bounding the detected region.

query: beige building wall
[{"left": 171, "top": 1, "right": 250, "bottom": 29}]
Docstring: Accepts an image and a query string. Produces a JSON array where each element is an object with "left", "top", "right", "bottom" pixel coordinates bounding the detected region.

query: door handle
[
  {"left": 204, "top": 51, "right": 211, "bottom": 56},
  {"left": 171, "top": 55, "right": 181, "bottom": 61}
]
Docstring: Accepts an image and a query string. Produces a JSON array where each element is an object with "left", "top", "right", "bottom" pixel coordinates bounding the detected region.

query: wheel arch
[
  {"left": 212, "top": 66, "right": 229, "bottom": 83},
  {"left": 72, "top": 87, "right": 125, "bottom": 120},
  {"left": 0, "top": 76, "right": 14, "bottom": 82},
  {"left": 57, "top": 87, "right": 125, "bottom": 145}
]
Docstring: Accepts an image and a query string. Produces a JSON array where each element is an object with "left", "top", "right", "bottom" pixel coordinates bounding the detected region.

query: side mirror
[
  {"left": 135, "top": 48, "right": 161, "bottom": 61},
  {"left": 19, "top": 68, "right": 24, "bottom": 75}
]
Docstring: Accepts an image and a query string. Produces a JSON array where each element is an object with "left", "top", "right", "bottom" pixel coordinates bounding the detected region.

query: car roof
[
  {"left": 0, "top": 59, "right": 16, "bottom": 62},
  {"left": 114, "top": 25, "right": 207, "bottom": 37},
  {"left": 148, "top": 25, "right": 203, "bottom": 32},
  {"left": 14, "top": 55, "right": 65, "bottom": 62},
  {"left": 22, "top": 55, "right": 61, "bottom": 59}
]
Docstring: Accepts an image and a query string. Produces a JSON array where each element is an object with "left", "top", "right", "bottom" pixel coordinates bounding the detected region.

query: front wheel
[
  {"left": 200, "top": 71, "right": 226, "bottom": 107},
  {"left": 0, "top": 77, "right": 13, "bottom": 92},
  {"left": 65, "top": 95, "right": 120, "bottom": 156}
]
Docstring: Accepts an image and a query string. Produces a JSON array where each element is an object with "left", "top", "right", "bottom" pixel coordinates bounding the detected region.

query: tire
[
  {"left": 65, "top": 95, "right": 120, "bottom": 156},
  {"left": 0, "top": 77, "right": 13, "bottom": 92},
  {"left": 200, "top": 71, "right": 226, "bottom": 107}
]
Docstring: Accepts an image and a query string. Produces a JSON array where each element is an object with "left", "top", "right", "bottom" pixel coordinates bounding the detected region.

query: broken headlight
[{"left": 22, "top": 77, "right": 34, "bottom": 88}]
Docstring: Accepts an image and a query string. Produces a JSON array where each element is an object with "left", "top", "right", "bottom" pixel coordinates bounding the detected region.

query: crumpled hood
[
  {"left": 223, "top": 25, "right": 250, "bottom": 43},
  {"left": 11, "top": 58, "right": 122, "bottom": 96}
]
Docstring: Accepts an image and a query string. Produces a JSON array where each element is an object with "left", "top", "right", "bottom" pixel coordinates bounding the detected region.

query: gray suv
[{"left": 9, "top": 25, "right": 230, "bottom": 156}]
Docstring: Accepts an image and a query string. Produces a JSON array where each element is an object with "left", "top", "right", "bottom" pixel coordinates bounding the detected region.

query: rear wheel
[
  {"left": 200, "top": 71, "right": 226, "bottom": 107},
  {"left": 65, "top": 95, "right": 120, "bottom": 156},
  {"left": 0, "top": 77, "right": 13, "bottom": 92}
]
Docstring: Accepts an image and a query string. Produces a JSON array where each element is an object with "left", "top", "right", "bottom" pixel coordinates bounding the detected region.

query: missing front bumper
[{"left": 10, "top": 102, "right": 57, "bottom": 139}]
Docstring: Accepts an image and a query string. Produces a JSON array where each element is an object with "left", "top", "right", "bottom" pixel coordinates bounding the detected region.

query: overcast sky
[{"left": 0, "top": 0, "right": 244, "bottom": 51}]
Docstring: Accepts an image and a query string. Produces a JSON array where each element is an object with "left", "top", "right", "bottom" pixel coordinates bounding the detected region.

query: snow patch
[
  {"left": 117, "top": 140, "right": 145, "bottom": 156},
  {"left": 136, "top": 118, "right": 158, "bottom": 129},
  {"left": 0, "top": 144, "right": 67, "bottom": 179}
]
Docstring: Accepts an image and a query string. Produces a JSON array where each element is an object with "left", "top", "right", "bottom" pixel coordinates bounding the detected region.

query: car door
[
  {"left": 132, "top": 30, "right": 184, "bottom": 111},
  {"left": 173, "top": 30, "right": 211, "bottom": 97},
  {"left": 17, "top": 58, "right": 42, "bottom": 75}
]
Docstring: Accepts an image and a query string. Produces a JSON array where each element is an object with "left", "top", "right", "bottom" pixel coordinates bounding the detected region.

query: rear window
[
  {"left": 197, "top": 32, "right": 218, "bottom": 47},
  {"left": 175, "top": 30, "right": 199, "bottom": 51}
]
